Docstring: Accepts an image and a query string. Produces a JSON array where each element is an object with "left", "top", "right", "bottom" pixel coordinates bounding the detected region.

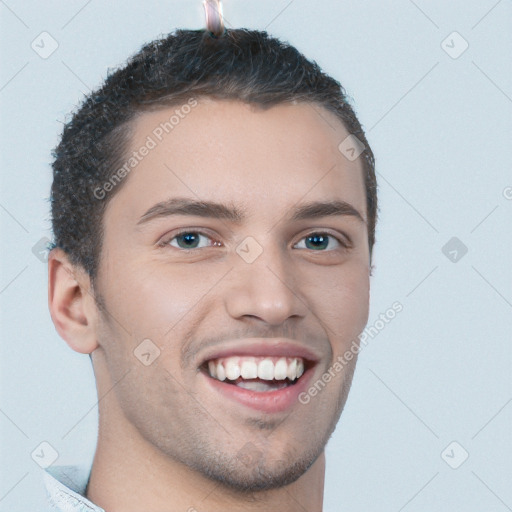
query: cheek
[
  {"left": 101, "top": 257, "right": 221, "bottom": 345},
  {"left": 311, "top": 261, "right": 369, "bottom": 346}
]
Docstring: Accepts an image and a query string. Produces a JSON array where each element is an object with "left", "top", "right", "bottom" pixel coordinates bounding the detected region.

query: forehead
[{"left": 105, "top": 98, "right": 366, "bottom": 225}]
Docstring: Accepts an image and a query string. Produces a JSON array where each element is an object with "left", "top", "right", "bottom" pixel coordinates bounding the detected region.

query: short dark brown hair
[{"left": 49, "top": 28, "right": 377, "bottom": 285}]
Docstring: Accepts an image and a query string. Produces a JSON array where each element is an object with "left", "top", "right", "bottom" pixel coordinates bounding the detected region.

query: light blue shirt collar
[{"left": 43, "top": 465, "right": 105, "bottom": 512}]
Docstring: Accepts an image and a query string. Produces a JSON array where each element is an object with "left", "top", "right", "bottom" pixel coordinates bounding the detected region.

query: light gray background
[{"left": 1, "top": 1, "right": 511, "bottom": 511}]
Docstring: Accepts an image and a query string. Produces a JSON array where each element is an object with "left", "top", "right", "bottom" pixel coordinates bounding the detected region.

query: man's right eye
[{"left": 158, "top": 230, "right": 222, "bottom": 250}]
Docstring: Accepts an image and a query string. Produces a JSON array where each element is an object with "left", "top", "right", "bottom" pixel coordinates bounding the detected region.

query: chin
[{"left": 188, "top": 443, "right": 324, "bottom": 493}]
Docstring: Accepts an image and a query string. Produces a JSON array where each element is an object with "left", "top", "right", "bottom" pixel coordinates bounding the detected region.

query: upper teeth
[{"left": 207, "top": 356, "right": 305, "bottom": 382}]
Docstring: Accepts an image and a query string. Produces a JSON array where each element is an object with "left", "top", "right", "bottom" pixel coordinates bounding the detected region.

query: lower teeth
[{"left": 234, "top": 380, "right": 290, "bottom": 392}]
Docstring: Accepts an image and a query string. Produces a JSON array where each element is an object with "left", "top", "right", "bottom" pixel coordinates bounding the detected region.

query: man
[{"left": 46, "top": 27, "right": 377, "bottom": 511}]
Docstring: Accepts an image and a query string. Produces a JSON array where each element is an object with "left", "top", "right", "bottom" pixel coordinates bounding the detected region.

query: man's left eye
[{"left": 293, "top": 233, "right": 345, "bottom": 251}]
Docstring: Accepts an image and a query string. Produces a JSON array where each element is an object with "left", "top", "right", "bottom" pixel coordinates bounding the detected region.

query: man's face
[{"left": 92, "top": 98, "right": 370, "bottom": 490}]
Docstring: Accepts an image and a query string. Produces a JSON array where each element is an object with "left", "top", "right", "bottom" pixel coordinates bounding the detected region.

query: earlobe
[{"left": 47, "top": 248, "right": 99, "bottom": 354}]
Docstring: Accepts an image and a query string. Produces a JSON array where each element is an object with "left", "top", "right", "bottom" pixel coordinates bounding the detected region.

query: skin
[{"left": 48, "top": 98, "right": 371, "bottom": 512}]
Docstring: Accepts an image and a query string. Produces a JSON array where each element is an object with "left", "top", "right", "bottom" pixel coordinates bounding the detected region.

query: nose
[{"left": 223, "top": 238, "right": 309, "bottom": 326}]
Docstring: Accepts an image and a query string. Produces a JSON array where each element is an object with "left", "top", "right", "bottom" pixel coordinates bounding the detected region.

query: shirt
[{"left": 42, "top": 465, "right": 105, "bottom": 512}]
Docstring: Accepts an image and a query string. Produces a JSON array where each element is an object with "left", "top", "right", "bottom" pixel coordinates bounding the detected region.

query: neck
[{"left": 87, "top": 440, "right": 325, "bottom": 512}]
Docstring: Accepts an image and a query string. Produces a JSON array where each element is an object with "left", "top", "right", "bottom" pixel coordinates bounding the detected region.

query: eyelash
[{"left": 158, "top": 229, "right": 351, "bottom": 252}]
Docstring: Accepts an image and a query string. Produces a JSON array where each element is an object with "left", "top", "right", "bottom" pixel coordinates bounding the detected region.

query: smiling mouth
[{"left": 200, "top": 356, "right": 313, "bottom": 392}]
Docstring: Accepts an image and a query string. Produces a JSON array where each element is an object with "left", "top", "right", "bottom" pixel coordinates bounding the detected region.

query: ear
[{"left": 48, "top": 248, "right": 100, "bottom": 354}]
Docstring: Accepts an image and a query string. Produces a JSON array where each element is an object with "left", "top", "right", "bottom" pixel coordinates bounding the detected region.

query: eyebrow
[{"left": 136, "top": 197, "right": 366, "bottom": 226}]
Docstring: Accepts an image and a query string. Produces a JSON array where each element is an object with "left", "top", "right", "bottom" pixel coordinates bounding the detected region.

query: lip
[
  {"left": 198, "top": 338, "right": 321, "bottom": 413},
  {"left": 201, "top": 362, "right": 316, "bottom": 413},
  {"left": 198, "top": 337, "right": 322, "bottom": 367}
]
